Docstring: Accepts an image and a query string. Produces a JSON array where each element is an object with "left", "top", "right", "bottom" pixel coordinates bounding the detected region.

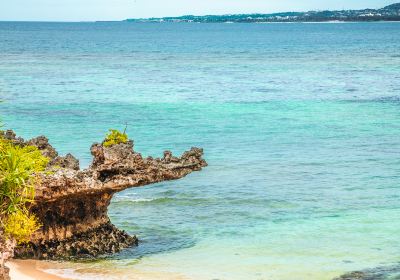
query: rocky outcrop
[
  {"left": 0, "top": 233, "right": 15, "bottom": 280},
  {"left": 0, "top": 266, "right": 9, "bottom": 280},
  {"left": 16, "top": 222, "right": 137, "bottom": 260},
  {"left": 0, "top": 130, "right": 80, "bottom": 170},
  {"left": 1, "top": 130, "right": 207, "bottom": 260},
  {"left": 333, "top": 265, "right": 400, "bottom": 280}
]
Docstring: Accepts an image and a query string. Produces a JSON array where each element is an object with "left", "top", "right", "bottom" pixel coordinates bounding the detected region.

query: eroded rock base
[
  {"left": 0, "top": 233, "right": 14, "bottom": 280},
  {"left": 15, "top": 222, "right": 138, "bottom": 260},
  {"left": 0, "top": 266, "right": 10, "bottom": 280}
]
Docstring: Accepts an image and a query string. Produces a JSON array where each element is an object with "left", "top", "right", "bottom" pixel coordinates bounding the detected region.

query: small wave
[
  {"left": 375, "top": 96, "right": 400, "bottom": 103},
  {"left": 343, "top": 95, "right": 400, "bottom": 103},
  {"left": 42, "top": 268, "right": 111, "bottom": 280},
  {"left": 127, "top": 198, "right": 155, "bottom": 203},
  {"left": 112, "top": 197, "right": 156, "bottom": 203}
]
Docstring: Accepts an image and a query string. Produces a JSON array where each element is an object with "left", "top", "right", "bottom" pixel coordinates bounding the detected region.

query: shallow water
[{"left": 1, "top": 22, "right": 400, "bottom": 280}]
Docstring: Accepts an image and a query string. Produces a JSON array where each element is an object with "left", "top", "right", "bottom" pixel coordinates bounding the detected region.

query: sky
[{"left": 0, "top": 0, "right": 395, "bottom": 21}]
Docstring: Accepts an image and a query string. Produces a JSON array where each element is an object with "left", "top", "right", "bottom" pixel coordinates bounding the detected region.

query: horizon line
[{"left": 0, "top": 2, "right": 396, "bottom": 23}]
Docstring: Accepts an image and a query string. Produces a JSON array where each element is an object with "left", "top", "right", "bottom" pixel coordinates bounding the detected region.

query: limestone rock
[
  {"left": 0, "top": 233, "right": 15, "bottom": 280},
  {"left": 27, "top": 136, "right": 58, "bottom": 160},
  {"left": 333, "top": 265, "right": 400, "bottom": 280},
  {"left": 4, "top": 131, "right": 206, "bottom": 260},
  {"left": 16, "top": 222, "right": 137, "bottom": 260},
  {"left": 51, "top": 153, "right": 80, "bottom": 170}
]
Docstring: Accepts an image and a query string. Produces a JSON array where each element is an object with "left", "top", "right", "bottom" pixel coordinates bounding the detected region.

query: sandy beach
[
  {"left": 7, "top": 259, "right": 192, "bottom": 280},
  {"left": 8, "top": 260, "right": 71, "bottom": 280}
]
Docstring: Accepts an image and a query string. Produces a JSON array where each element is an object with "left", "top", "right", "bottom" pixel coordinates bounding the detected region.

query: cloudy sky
[{"left": 0, "top": 0, "right": 394, "bottom": 21}]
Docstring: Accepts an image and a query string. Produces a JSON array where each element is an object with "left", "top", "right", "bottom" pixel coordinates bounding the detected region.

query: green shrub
[
  {"left": 0, "top": 137, "right": 48, "bottom": 243},
  {"left": 3, "top": 211, "right": 40, "bottom": 244},
  {"left": 103, "top": 129, "right": 128, "bottom": 147}
]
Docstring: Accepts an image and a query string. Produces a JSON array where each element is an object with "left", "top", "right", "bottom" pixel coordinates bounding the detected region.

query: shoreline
[
  {"left": 1, "top": 20, "right": 400, "bottom": 23},
  {"left": 8, "top": 260, "right": 72, "bottom": 280},
  {"left": 7, "top": 259, "right": 192, "bottom": 280}
]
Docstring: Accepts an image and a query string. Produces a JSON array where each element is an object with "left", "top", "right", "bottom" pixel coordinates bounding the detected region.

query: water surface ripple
[{"left": 1, "top": 22, "right": 399, "bottom": 280}]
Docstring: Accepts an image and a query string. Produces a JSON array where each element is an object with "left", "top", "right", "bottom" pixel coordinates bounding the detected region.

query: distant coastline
[{"left": 125, "top": 2, "right": 400, "bottom": 23}]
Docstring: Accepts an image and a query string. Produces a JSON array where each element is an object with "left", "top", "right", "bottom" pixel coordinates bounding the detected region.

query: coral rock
[
  {"left": 333, "top": 265, "right": 400, "bottom": 280},
  {"left": 0, "top": 233, "right": 15, "bottom": 280},
  {"left": 6, "top": 132, "right": 206, "bottom": 260}
]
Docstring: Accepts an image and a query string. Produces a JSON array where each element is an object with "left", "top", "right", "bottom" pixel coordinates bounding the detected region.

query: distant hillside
[
  {"left": 384, "top": 3, "right": 400, "bottom": 9},
  {"left": 126, "top": 2, "right": 400, "bottom": 23}
]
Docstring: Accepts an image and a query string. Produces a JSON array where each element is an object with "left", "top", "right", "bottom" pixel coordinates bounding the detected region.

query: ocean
[{"left": 0, "top": 21, "right": 399, "bottom": 280}]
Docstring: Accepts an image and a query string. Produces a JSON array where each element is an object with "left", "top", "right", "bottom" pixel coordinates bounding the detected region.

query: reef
[
  {"left": 0, "top": 130, "right": 207, "bottom": 260},
  {"left": 333, "top": 264, "right": 400, "bottom": 280}
]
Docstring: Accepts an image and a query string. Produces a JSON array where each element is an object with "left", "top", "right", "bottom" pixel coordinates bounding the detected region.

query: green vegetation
[
  {"left": 0, "top": 125, "right": 128, "bottom": 244},
  {"left": 127, "top": 2, "right": 400, "bottom": 23},
  {"left": 0, "top": 137, "right": 48, "bottom": 243},
  {"left": 103, "top": 129, "right": 128, "bottom": 147}
]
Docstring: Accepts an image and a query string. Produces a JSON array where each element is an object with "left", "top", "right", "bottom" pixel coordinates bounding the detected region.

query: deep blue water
[{"left": 1, "top": 22, "right": 400, "bottom": 280}]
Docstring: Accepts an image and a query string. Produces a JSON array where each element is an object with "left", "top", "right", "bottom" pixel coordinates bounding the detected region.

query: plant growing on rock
[
  {"left": 103, "top": 129, "right": 128, "bottom": 147},
  {"left": 0, "top": 137, "right": 48, "bottom": 243}
]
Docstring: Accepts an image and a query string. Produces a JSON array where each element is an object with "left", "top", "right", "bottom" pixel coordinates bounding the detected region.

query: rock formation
[
  {"left": 1, "top": 130, "right": 207, "bottom": 260},
  {"left": 0, "top": 232, "right": 15, "bottom": 280},
  {"left": 332, "top": 265, "right": 400, "bottom": 280}
]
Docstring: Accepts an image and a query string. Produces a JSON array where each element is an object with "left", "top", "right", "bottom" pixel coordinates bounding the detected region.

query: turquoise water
[{"left": 1, "top": 22, "right": 400, "bottom": 280}]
